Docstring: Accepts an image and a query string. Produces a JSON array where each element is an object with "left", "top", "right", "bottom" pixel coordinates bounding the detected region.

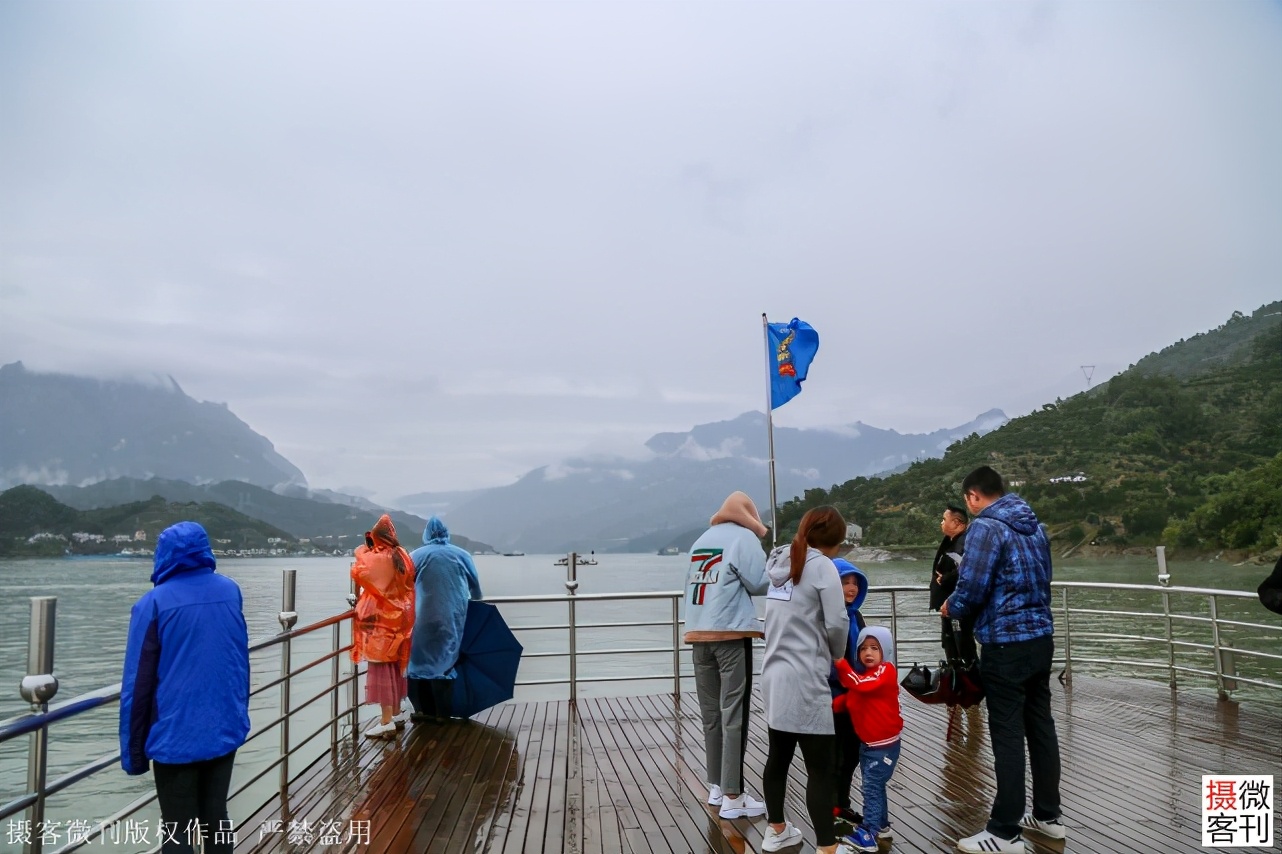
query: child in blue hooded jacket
[
  {"left": 828, "top": 559, "right": 868, "bottom": 827},
  {"left": 119, "top": 522, "right": 250, "bottom": 854}
]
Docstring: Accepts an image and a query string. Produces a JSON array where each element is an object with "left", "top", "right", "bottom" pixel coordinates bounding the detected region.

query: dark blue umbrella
[{"left": 451, "top": 600, "right": 524, "bottom": 718}]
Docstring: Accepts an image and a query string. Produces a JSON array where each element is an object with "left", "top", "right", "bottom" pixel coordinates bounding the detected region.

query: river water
[{"left": 0, "top": 553, "right": 1277, "bottom": 850}]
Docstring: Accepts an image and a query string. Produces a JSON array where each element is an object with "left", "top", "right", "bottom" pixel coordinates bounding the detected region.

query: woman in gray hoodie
[{"left": 758, "top": 506, "right": 850, "bottom": 853}]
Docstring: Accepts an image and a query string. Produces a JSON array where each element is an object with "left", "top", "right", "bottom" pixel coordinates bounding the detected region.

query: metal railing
[
  {"left": 859, "top": 580, "right": 1282, "bottom": 699},
  {"left": 3, "top": 555, "right": 1279, "bottom": 853},
  {"left": 0, "top": 569, "right": 361, "bottom": 854}
]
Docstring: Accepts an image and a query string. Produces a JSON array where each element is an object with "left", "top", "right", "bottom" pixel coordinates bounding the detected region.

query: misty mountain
[
  {"left": 0, "top": 362, "right": 305, "bottom": 491},
  {"left": 408, "top": 409, "right": 1007, "bottom": 553}
]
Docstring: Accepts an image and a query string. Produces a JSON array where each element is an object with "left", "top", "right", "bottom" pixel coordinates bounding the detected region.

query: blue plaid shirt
[{"left": 945, "top": 493, "right": 1054, "bottom": 645}]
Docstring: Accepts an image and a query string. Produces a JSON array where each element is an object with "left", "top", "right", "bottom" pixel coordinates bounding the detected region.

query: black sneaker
[{"left": 834, "top": 806, "right": 863, "bottom": 826}]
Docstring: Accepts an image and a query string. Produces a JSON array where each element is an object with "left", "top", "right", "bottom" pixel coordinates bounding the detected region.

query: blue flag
[{"left": 767, "top": 317, "right": 819, "bottom": 409}]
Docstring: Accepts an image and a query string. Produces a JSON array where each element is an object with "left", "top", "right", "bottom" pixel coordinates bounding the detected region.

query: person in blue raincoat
[
  {"left": 828, "top": 559, "right": 868, "bottom": 827},
  {"left": 408, "top": 516, "right": 483, "bottom": 722},
  {"left": 119, "top": 521, "right": 250, "bottom": 854}
]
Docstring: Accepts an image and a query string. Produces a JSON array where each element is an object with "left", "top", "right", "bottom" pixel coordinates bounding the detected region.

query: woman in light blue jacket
[{"left": 683, "top": 491, "right": 769, "bottom": 819}]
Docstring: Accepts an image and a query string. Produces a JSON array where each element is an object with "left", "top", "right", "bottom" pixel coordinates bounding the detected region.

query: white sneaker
[
  {"left": 706, "top": 784, "right": 723, "bottom": 806},
  {"left": 718, "top": 792, "right": 766, "bottom": 819},
  {"left": 392, "top": 710, "right": 411, "bottom": 729},
  {"left": 761, "top": 821, "right": 802, "bottom": 851},
  {"left": 1018, "top": 813, "right": 1066, "bottom": 840},
  {"left": 956, "top": 829, "right": 1025, "bottom": 853},
  {"left": 364, "top": 720, "right": 397, "bottom": 739}
]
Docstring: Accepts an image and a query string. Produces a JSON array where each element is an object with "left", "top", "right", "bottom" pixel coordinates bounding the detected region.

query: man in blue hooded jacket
[
  {"left": 119, "top": 521, "right": 250, "bottom": 854},
  {"left": 408, "top": 516, "right": 483, "bottom": 722},
  {"left": 943, "top": 466, "right": 1064, "bottom": 854}
]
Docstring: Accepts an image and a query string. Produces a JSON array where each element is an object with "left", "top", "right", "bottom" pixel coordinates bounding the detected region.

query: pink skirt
[{"left": 364, "top": 662, "right": 407, "bottom": 707}]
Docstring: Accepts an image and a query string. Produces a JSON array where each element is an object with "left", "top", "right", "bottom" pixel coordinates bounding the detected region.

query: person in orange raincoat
[{"left": 350, "top": 514, "right": 416, "bottom": 739}]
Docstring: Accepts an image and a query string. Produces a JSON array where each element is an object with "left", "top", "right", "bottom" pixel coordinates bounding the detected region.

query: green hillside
[
  {"left": 777, "top": 304, "right": 1282, "bottom": 558},
  {"left": 0, "top": 486, "right": 299, "bottom": 557},
  {"left": 36, "top": 478, "right": 495, "bottom": 554}
]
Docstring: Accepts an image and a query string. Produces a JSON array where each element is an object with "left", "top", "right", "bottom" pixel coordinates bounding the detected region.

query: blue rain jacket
[
  {"left": 408, "top": 517, "right": 483, "bottom": 680},
  {"left": 946, "top": 493, "right": 1055, "bottom": 645},
  {"left": 118, "top": 522, "right": 250, "bottom": 775},
  {"left": 828, "top": 559, "right": 869, "bottom": 698}
]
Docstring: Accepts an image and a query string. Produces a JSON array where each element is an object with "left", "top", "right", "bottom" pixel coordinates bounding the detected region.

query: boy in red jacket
[{"left": 834, "top": 626, "right": 903, "bottom": 853}]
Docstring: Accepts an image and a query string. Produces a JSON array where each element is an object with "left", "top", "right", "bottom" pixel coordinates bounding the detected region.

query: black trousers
[
  {"left": 980, "top": 634, "right": 1062, "bottom": 840},
  {"left": 941, "top": 614, "right": 978, "bottom": 664},
  {"left": 408, "top": 676, "right": 455, "bottom": 720},
  {"left": 832, "top": 711, "right": 862, "bottom": 810},
  {"left": 763, "top": 728, "right": 837, "bottom": 846},
  {"left": 152, "top": 750, "right": 237, "bottom": 854}
]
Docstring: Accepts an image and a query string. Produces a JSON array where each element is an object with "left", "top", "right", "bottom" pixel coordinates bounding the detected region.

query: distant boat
[
  {"left": 657, "top": 546, "right": 680, "bottom": 556},
  {"left": 501, "top": 552, "right": 525, "bottom": 556}
]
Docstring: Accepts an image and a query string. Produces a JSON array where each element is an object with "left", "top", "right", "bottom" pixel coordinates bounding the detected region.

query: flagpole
[{"left": 762, "top": 313, "right": 778, "bottom": 547}]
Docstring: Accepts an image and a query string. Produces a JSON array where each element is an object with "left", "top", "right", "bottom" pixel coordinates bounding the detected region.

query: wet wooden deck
[{"left": 237, "top": 674, "right": 1281, "bottom": 853}]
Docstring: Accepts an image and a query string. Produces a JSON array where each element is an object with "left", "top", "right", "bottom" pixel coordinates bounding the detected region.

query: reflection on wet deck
[{"left": 237, "top": 674, "right": 1280, "bottom": 853}]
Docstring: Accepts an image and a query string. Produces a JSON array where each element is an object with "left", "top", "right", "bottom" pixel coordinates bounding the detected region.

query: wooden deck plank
[
  {"left": 442, "top": 703, "right": 521, "bottom": 853},
  {"left": 241, "top": 674, "right": 1281, "bottom": 854},
  {"left": 542, "top": 700, "right": 571, "bottom": 854},
  {"left": 575, "top": 696, "right": 678, "bottom": 854},
  {"left": 477, "top": 699, "right": 536, "bottom": 853},
  {"left": 596, "top": 692, "right": 720, "bottom": 854},
  {"left": 631, "top": 691, "right": 762, "bottom": 852}
]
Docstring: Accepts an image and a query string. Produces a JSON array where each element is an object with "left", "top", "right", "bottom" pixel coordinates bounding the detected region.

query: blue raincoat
[
  {"left": 408, "top": 517, "right": 483, "bottom": 680},
  {"left": 828, "top": 559, "right": 869, "bottom": 698},
  {"left": 119, "top": 522, "right": 250, "bottom": 775}
]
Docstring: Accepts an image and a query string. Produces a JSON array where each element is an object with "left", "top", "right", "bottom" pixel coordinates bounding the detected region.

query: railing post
[
  {"left": 278, "top": 570, "right": 298, "bottom": 808},
  {"left": 20, "top": 597, "right": 59, "bottom": 854},
  {"left": 1061, "top": 587, "right": 1072, "bottom": 684},
  {"left": 331, "top": 621, "right": 341, "bottom": 756},
  {"left": 888, "top": 591, "right": 898, "bottom": 653},
  {"left": 1208, "top": 593, "right": 1227, "bottom": 700},
  {"left": 566, "top": 553, "right": 578, "bottom": 704},
  {"left": 348, "top": 577, "right": 358, "bottom": 742},
  {"left": 671, "top": 595, "right": 681, "bottom": 698},
  {"left": 1162, "top": 590, "right": 1175, "bottom": 689}
]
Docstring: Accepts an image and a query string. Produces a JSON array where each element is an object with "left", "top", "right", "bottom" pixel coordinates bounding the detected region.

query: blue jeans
[
  {"left": 980, "top": 634, "right": 1062, "bottom": 840},
  {"left": 858, "top": 739, "right": 900, "bottom": 833}
]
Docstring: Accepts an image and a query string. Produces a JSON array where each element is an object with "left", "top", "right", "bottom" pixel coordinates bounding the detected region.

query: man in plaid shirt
[{"left": 943, "top": 466, "right": 1065, "bottom": 854}]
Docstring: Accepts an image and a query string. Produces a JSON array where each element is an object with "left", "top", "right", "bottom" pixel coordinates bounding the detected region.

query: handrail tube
[
  {"left": 247, "top": 608, "right": 354, "bottom": 654},
  {"left": 506, "top": 620, "right": 676, "bottom": 631},
  {"left": 51, "top": 789, "right": 156, "bottom": 854},
  {"left": 249, "top": 644, "right": 352, "bottom": 699},
  {"left": 1064, "top": 657, "right": 1281, "bottom": 690},
  {"left": 240, "top": 671, "right": 359, "bottom": 748},
  {"left": 0, "top": 792, "right": 36, "bottom": 823},
  {"left": 485, "top": 591, "right": 683, "bottom": 603},
  {"left": 0, "top": 684, "right": 122, "bottom": 741},
  {"left": 1066, "top": 633, "right": 1282, "bottom": 663},
  {"left": 1199, "top": 616, "right": 1282, "bottom": 633},
  {"left": 521, "top": 646, "right": 681, "bottom": 659},
  {"left": 1064, "top": 607, "right": 1213, "bottom": 622},
  {"left": 230, "top": 702, "right": 358, "bottom": 804},
  {"left": 1055, "top": 581, "right": 1258, "bottom": 598}
]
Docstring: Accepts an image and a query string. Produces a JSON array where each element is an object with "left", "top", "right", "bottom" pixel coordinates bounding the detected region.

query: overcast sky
[{"left": 2, "top": 1, "right": 1279, "bottom": 502}]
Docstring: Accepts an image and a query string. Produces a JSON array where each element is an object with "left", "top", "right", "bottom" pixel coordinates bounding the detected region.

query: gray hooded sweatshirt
[{"left": 760, "top": 545, "right": 850, "bottom": 734}]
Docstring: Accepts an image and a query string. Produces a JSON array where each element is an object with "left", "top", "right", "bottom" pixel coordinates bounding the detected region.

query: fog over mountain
[
  {"left": 0, "top": 362, "right": 305, "bottom": 491},
  {"left": 400, "top": 409, "right": 1007, "bottom": 553}
]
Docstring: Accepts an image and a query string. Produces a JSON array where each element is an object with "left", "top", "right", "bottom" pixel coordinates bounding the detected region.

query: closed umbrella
[{"left": 451, "top": 600, "right": 524, "bottom": 718}]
